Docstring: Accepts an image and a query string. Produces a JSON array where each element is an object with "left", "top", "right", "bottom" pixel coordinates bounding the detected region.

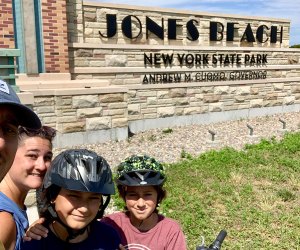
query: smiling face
[
  {"left": 125, "top": 185, "right": 158, "bottom": 224},
  {"left": 7, "top": 136, "right": 53, "bottom": 191},
  {"left": 0, "top": 107, "right": 19, "bottom": 181},
  {"left": 54, "top": 189, "right": 102, "bottom": 230}
]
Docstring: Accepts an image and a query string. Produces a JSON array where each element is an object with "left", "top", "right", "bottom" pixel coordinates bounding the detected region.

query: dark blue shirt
[{"left": 21, "top": 220, "right": 121, "bottom": 250}]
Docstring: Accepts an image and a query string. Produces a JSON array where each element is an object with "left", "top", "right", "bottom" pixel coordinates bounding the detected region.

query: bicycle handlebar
[{"left": 196, "top": 230, "right": 227, "bottom": 250}]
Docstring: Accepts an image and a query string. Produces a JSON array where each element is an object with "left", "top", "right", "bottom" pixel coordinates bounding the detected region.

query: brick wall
[
  {"left": 41, "top": 0, "right": 69, "bottom": 73},
  {"left": 0, "top": 0, "right": 15, "bottom": 48}
]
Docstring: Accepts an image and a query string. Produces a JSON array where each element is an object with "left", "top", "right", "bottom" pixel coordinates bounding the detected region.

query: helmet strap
[
  {"left": 52, "top": 220, "right": 88, "bottom": 242},
  {"left": 97, "top": 195, "right": 110, "bottom": 218}
]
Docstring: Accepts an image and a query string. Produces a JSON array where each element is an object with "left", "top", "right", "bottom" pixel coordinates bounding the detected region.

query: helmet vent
[
  {"left": 136, "top": 172, "right": 147, "bottom": 185},
  {"left": 116, "top": 155, "right": 166, "bottom": 186}
]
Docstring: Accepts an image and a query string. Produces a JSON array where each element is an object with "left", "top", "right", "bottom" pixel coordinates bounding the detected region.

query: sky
[{"left": 92, "top": 0, "right": 299, "bottom": 46}]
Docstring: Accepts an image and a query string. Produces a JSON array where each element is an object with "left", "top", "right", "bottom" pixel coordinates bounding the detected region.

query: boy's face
[
  {"left": 54, "top": 188, "right": 102, "bottom": 230},
  {"left": 125, "top": 185, "right": 158, "bottom": 223},
  {"left": 0, "top": 107, "right": 19, "bottom": 181}
]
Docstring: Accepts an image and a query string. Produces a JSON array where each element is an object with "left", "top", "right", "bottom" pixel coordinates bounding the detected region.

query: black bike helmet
[
  {"left": 39, "top": 149, "right": 115, "bottom": 241},
  {"left": 43, "top": 149, "right": 115, "bottom": 195},
  {"left": 116, "top": 154, "right": 166, "bottom": 186}
]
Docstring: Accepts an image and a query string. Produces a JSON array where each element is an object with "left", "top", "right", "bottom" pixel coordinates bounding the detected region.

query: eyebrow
[
  {"left": 66, "top": 190, "right": 80, "bottom": 195},
  {"left": 24, "top": 148, "right": 53, "bottom": 155},
  {"left": 0, "top": 109, "right": 17, "bottom": 120},
  {"left": 0, "top": 118, "right": 18, "bottom": 126},
  {"left": 127, "top": 189, "right": 155, "bottom": 193}
]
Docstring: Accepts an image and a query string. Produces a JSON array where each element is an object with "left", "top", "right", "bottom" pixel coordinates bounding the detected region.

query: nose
[
  {"left": 0, "top": 130, "right": 5, "bottom": 149},
  {"left": 76, "top": 204, "right": 89, "bottom": 214},
  {"left": 35, "top": 157, "right": 48, "bottom": 172},
  {"left": 136, "top": 197, "right": 146, "bottom": 207},
  {"left": 0, "top": 127, "right": 6, "bottom": 144}
]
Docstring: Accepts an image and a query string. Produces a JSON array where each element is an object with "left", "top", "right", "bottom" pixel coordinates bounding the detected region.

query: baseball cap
[{"left": 0, "top": 79, "right": 41, "bottom": 129}]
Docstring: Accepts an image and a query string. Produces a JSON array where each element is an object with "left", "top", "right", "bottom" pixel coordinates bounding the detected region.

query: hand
[
  {"left": 119, "top": 244, "right": 126, "bottom": 250},
  {"left": 23, "top": 218, "right": 48, "bottom": 241}
]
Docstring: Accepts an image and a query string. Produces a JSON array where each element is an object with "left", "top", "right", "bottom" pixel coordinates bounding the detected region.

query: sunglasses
[{"left": 19, "top": 126, "right": 56, "bottom": 141}]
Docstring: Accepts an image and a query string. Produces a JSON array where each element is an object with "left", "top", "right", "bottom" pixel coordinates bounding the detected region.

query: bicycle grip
[{"left": 209, "top": 230, "right": 227, "bottom": 250}]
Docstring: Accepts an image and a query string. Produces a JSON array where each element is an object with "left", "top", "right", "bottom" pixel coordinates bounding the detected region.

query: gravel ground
[
  {"left": 26, "top": 111, "right": 299, "bottom": 217},
  {"left": 53, "top": 112, "right": 300, "bottom": 170}
]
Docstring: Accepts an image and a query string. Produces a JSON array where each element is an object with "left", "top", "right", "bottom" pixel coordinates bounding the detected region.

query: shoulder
[
  {"left": 158, "top": 215, "right": 182, "bottom": 233},
  {"left": 21, "top": 238, "right": 43, "bottom": 250},
  {"left": 104, "top": 211, "right": 125, "bottom": 220},
  {"left": 102, "top": 211, "right": 127, "bottom": 225},
  {"left": 0, "top": 192, "right": 14, "bottom": 209},
  {"left": 0, "top": 211, "right": 16, "bottom": 232},
  {"left": 0, "top": 212, "right": 16, "bottom": 250},
  {"left": 0, "top": 194, "right": 22, "bottom": 217},
  {"left": 88, "top": 221, "right": 121, "bottom": 247},
  {"left": 0, "top": 210, "right": 14, "bottom": 222},
  {"left": 92, "top": 220, "right": 120, "bottom": 236},
  {"left": 158, "top": 215, "right": 183, "bottom": 229}
]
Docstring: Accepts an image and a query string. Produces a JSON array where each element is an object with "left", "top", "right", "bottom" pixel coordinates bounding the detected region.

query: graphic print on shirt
[{"left": 124, "top": 243, "right": 151, "bottom": 250}]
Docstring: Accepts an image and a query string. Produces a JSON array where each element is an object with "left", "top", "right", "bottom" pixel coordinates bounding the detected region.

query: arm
[
  {"left": 23, "top": 218, "right": 48, "bottom": 241},
  {"left": 0, "top": 212, "right": 16, "bottom": 250}
]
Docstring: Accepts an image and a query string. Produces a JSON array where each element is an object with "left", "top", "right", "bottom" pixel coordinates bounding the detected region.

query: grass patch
[{"left": 114, "top": 132, "right": 300, "bottom": 249}]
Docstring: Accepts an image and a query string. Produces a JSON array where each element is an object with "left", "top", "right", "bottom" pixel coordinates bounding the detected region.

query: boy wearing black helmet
[
  {"left": 102, "top": 154, "right": 187, "bottom": 250},
  {"left": 22, "top": 149, "right": 122, "bottom": 250}
]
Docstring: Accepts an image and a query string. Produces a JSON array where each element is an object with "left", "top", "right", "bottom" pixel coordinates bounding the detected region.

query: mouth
[
  {"left": 135, "top": 209, "right": 147, "bottom": 214},
  {"left": 72, "top": 214, "right": 89, "bottom": 220},
  {"left": 73, "top": 214, "right": 86, "bottom": 217},
  {"left": 30, "top": 173, "right": 44, "bottom": 178}
]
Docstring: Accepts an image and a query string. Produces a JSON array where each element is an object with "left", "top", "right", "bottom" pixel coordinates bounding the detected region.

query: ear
[{"left": 156, "top": 194, "right": 161, "bottom": 204}]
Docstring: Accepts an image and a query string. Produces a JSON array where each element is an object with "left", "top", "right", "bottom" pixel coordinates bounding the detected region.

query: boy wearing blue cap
[
  {"left": 0, "top": 79, "right": 41, "bottom": 181},
  {"left": 0, "top": 79, "right": 41, "bottom": 250}
]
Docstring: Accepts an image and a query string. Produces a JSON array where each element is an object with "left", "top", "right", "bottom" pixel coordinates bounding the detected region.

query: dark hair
[
  {"left": 18, "top": 125, "right": 56, "bottom": 145},
  {"left": 117, "top": 184, "right": 167, "bottom": 213},
  {"left": 36, "top": 184, "right": 61, "bottom": 224}
]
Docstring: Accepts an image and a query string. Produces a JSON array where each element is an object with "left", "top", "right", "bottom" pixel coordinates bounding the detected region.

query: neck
[
  {"left": 0, "top": 176, "right": 28, "bottom": 209},
  {"left": 50, "top": 221, "right": 89, "bottom": 243},
  {"left": 130, "top": 213, "right": 158, "bottom": 232}
]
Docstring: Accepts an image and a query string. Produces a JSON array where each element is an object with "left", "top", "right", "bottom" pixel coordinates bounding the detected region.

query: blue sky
[{"left": 92, "top": 0, "right": 299, "bottom": 46}]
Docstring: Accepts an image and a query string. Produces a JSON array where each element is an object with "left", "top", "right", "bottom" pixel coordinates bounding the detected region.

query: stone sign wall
[
  {"left": 69, "top": 2, "right": 298, "bottom": 86},
  {"left": 19, "top": 1, "right": 300, "bottom": 147}
]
